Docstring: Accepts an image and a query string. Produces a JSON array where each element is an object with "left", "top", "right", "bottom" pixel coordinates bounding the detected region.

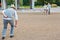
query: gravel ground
[{"left": 0, "top": 12, "right": 60, "bottom": 40}]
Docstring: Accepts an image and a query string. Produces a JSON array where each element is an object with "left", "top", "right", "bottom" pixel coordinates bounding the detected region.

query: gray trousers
[
  {"left": 2, "top": 19, "right": 14, "bottom": 37},
  {"left": 48, "top": 8, "right": 50, "bottom": 15}
]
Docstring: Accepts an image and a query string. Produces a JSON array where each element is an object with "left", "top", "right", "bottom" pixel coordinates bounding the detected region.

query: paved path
[
  {"left": 0, "top": 7, "right": 60, "bottom": 13},
  {"left": 17, "top": 7, "right": 60, "bottom": 13}
]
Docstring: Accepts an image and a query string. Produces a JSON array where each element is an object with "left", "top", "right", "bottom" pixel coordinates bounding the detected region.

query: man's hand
[
  {"left": 2, "top": 11, "right": 8, "bottom": 18},
  {"left": 4, "top": 15, "right": 8, "bottom": 18},
  {"left": 14, "top": 24, "right": 17, "bottom": 27},
  {"left": 14, "top": 20, "right": 18, "bottom": 27}
]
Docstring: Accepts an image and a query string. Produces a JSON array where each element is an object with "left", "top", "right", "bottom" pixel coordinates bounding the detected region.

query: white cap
[{"left": 11, "top": 4, "right": 15, "bottom": 8}]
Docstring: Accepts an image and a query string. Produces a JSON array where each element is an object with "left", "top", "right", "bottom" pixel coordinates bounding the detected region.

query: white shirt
[{"left": 2, "top": 8, "right": 18, "bottom": 20}]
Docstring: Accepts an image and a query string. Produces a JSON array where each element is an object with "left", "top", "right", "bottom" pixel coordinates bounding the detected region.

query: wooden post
[
  {"left": 30, "top": 0, "right": 34, "bottom": 9},
  {"left": 2, "top": 0, "right": 6, "bottom": 9},
  {"left": 15, "top": 0, "right": 17, "bottom": 9}
]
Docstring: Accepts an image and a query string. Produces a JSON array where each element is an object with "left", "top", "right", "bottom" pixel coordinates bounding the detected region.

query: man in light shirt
[
  {"left": 43, "top": 4, "right": 48, "bottom": 15},
  {"left": 43, "top": 3, "right": 51, "bottom": 15},
  {"left": 47, "top": 3, "right": 51, "bottom": 15},
  {"left": 2, "top": 4, "right": 18, "bottom": 39}
]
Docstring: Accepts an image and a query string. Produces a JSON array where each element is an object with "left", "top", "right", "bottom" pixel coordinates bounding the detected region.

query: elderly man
[{"left": 2, "top": 4, "right": 18, "bottom": 39}]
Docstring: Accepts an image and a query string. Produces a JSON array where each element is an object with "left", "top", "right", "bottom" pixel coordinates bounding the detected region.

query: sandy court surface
[{"left": 0, "top": 12, "right": 60, "bottom": 40}]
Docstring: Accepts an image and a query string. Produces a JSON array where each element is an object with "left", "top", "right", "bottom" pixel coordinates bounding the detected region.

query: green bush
[
  {"left": 56, "top": 2, "right": 60, "bottom": 6},
  {"left": 35, "top": 2, "right": 44, "bottom": 6},
  {"left": 52, "top": 4, "right": 57, "bottom": 7},
  {"left": 23, "top": 0, "right": 30, "bottom": 6}
]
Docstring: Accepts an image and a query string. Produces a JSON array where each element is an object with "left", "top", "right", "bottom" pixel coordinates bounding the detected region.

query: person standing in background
[
  {"left": 47, "top": 3, "right": 51, "bottom": 15},
  {"left": 43, "top": 4, "right": 48, "bottom": 15}
]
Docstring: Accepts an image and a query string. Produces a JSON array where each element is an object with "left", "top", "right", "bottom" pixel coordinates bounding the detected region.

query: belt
[{"left": 3, "top": 18, "right": 12, "bottom": 20}]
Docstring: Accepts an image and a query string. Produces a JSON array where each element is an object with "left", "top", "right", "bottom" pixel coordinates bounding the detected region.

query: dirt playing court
[{"left": 0, "top": 12, "right": 60, "bottom": 40}]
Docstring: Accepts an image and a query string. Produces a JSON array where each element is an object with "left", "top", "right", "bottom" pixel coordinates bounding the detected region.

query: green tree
[
  {"left": 23, "top": 0, "right": 30, "bottom": 6},
  {"left": 35, "top": 0, "right": 44, "bottom": 6},
  {"left": 6, "top": 0, "right": 14, "bottom": 5},
  {"left": 20, "top": 0, "right": 23, "bottom": 6}
]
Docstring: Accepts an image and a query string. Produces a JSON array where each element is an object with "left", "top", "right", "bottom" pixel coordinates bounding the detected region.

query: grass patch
[{"left": 20, "top": 6, "right": 43, "bottom": 8}]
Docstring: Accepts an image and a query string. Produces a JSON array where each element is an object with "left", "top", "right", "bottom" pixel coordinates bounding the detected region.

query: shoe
[
  {"left": 10, "top": 36, "right": 14, "bottom": 38},
  {"left": 2, "top": 37, "right": 5, "bottom": 40}
]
